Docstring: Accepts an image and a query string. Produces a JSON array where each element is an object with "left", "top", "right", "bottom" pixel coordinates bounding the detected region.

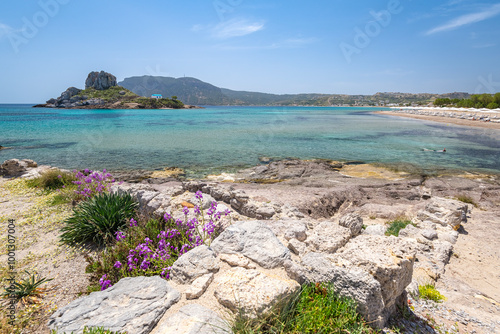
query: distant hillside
[
  {"left": 119, "top": 76, "right": 228, "bottom": 105},
  {"left": 119, "top": 75, "right": 471, "bottom": 107}
]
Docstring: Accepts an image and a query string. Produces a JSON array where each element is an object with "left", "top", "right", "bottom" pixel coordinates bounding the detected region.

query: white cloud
[
  {"left": 215, "top": 37, "right": 318, "bottom": 51},
  {"left": 211, "top": 19, "right": 265, "bottom": 39},
  {"left": 426, "top": 3, "right": 500, "bottom": 35}
]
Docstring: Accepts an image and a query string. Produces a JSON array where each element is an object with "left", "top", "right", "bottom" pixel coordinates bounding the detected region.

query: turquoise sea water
[{"left": 1, "top": 104, "right": 499, "bottom": 176}]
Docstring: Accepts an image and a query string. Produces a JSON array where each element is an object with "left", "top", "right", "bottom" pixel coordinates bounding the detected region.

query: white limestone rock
[
  {"left": 171, "top": 246, "right": 220, "bottom": 284},
  {"left": 211, "top": 221, "right": 291, "bottom": 269},
  {"left": 185, "top": 273, "right": 214, "bottom": 300},
  {"left": 48, "top": 276, "right": 180, "bottom": 334},
  {"left": 152, "top": 304, "right": 230, "bottom": 334},
  {"left": 214, "top": 267, "right": 299, "bottom": 317},
  {"left": 306, "top": 221, "right": 352, "bottom": 253}
]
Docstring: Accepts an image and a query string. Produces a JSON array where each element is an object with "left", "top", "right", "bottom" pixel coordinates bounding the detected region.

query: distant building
[{"left": 151, "top": 94, "right": 162, "bottom": 99}]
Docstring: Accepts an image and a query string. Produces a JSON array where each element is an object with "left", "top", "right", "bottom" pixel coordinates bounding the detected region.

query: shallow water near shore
[{"left": 1, "top": 104, "right": 499, "bottom": 177}]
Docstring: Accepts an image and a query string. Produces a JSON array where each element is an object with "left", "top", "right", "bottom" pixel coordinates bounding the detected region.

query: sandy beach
[{"left": 375, "top": 110, "right": 500, "bottom": 129}]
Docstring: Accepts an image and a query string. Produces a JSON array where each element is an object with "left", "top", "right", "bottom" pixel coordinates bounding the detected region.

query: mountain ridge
[{"left": 119, "top": 76, "right": 471, "bottom": 106}]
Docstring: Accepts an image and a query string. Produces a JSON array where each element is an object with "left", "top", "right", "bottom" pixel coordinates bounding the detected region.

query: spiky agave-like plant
[{"left": 60, "top": 192, "right": 137, "bottom": 247}]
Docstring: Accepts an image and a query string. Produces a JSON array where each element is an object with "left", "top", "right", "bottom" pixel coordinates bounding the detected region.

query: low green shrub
[
  {"left": 25, "top": 169, "right": 76, "bottom": 190},
  {"left": 84, "top": 218, "right": 171, "bottom": 291},
  {"left": 60, "top": 192, "right": 137, "bottom": 247},
  {"left": 232, "top": 282, "right": 375, "bottom": 333},
  {"left": 85, "top": 191, "right": 231, "bottom": 291},
  {"left": 418, "top": 284, "right": 446, "bottom": 303},
  {"left": 385, "top": 217, "right": 415, "bottom": 237}
]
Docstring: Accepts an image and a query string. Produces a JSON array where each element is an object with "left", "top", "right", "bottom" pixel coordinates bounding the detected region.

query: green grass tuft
[
  {"left": 418, "top": 284, "right": 446, "bottom": 303},
  {"left": 232, "top": 282, "right": 375, "bottom": 333},
  {"left": 455, "top": 195, "right": 478, "bottom": 208},
  {"left": 60, "top": 192, "right": 137, "bottom": 247},
  {"left": 385, "top": 217, "right": 415, "bottom": 237},
  {"left": 1, "top": 270, "right": 53, "bottom": 305},
  {"left": 25, "top": 169, "right": 76, "bottom": 190}
]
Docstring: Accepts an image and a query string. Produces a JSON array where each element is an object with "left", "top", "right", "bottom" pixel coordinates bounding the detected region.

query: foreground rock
[
  {"left": 211, "top": 220, "right": 291, "bottom": 269},
  {"left": 285, "top": 253, "right": 387, "bottom": 328},
  {"left": 22, "top": 158, "right": 495, "bottom": 333},
  {"left": 171, "top": 245, "right": 220, "bottom": 284},
  {"left": 214, "top": 267, "right": 300, "bottom": 317},
  {"left": 330, "top": 235, "right": 416, "bottom": 316},
  {"left": 48, "top": 276, "right": 180, "bottom": 334},
  {"left": 152, "top": 304, "right": 230, "bottom": 334}
]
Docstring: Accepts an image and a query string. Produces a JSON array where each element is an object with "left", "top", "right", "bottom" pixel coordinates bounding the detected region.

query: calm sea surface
[{"left": 1, "top": 104, "right": 499, "bottom": 176}]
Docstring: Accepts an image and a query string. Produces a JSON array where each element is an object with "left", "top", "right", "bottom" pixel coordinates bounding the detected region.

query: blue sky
[{"left": 1, "top": 0, "right": 500, "bottom": 103}]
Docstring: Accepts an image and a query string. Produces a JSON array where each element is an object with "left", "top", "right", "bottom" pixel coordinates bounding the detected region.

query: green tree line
[{"left": 434, "top": 93, "right": 500, "bottom": 109}]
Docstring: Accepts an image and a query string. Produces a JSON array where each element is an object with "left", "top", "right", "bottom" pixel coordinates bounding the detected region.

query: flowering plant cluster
[
  {"left": 72, "top": 169, "right": 117, "bottom": 199},
  {"left": 96, "top": 191, "right": 231, "bottom": 291}
]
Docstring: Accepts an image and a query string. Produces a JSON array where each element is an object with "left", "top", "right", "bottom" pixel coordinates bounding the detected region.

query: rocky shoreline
[
  {"left": 376, "top": 109, "right": 500, "bottom": 129},
  {"left": 1, "top": 158, "right": 500, "bottom": 333}
]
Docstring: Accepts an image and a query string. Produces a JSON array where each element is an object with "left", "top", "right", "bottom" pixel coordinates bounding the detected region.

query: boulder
[
  {"left": 306, "top": 221, "right": 351, "bottom": 253},
  {"left": 85, "top": 71, "right": 118, "bottom": 90},
  {"left": 214, "top": 267, "right": 299, "bottom": 317},
  {"left": 421, "top": 229, "right": 438, "bottom": 241},
  {"left": 134, "top": 190, "right": 160, "bottom": 212},
  {"left": 398, "top": 224, "right": 421, "bottom": 239},
  {"left": 287, "top": 238, "right": 307, "bottom": 256},
  {"left": 185, "top": 273, "right": 214, "bottom": 300},
  {"left": 329, "top": 235, "right": 416, "bottom": 316},
  {"left": 437, "top": 230, "right": 459, "bottom": 244},
  {"left": 152, "top": 304, "right": 230, "bottom": 334},
  {"left": 211, "top": 221, "right": 291, "bottom": 269},
  {"left": 145, "top": 193, "right": 171, "bottom": 218},
  {"left": 255, "top": 204, "right": 276, "bottom": 219},
  {"left": 48, "top": 276, "right": 180, "bottom": 334},
  {"left": 363, "top": 224, "right": 387, "bottom": 236},
  {"left": 339, "top": 212, "right": 364, "bottom": 236},
  {"left": 171, "top": 246, "right": 220, "bottom": 284},
  {"left": 283, "top": 222, "right": 308, "bottom": 242},
  {"left": 417, "top": 197, "right": 468, "bottom": 230},
  {"left": 208, "top": 187, "right": 232, "bottom": 203},
  {"left": 0, "top": 159, "right": 37, "bottom": 177}
]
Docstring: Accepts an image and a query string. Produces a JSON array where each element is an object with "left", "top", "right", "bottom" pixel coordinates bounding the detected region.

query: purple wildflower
[
  {"left": 99, "top": 274, "right": 112, "bottom": 290},
  {"left": 114, "top": 261, "right": 122, "bottom": 269},
  {"left": 115, "top": 231, "right": 126, "bottom": 241},
  {"left": 129, "top": 218, "right": 138, "bottom": 227}
]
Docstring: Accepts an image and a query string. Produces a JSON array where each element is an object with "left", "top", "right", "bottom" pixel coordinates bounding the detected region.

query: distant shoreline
[{"left": 375, "top": 110, "right": 500, "bottom": 129}]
